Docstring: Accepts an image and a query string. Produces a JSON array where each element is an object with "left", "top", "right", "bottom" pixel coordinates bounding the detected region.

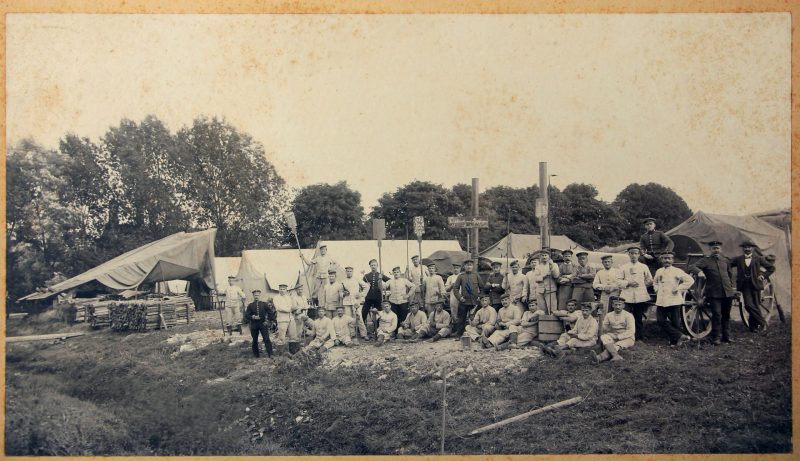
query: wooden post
[
  {"left": 468, "top": 396, "right": 583, "bottom": 436},
  {"left": 539, "top": 162, "right": 550, "bottom": 250},
  {"left": 440, "top": 365, "right": 447, "bottom": 454},
  {"left": 471, "top": 178, "right": 480, "bottom": 265}
]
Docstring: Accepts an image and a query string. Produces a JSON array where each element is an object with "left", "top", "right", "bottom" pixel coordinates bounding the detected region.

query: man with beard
[{"left": 690, "top": 240, "right": 737, "bottom": 344}]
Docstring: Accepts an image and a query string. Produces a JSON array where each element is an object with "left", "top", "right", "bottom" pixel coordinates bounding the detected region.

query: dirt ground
[{"left": 5, "top": 309, "right": 793, "bottom": 456}]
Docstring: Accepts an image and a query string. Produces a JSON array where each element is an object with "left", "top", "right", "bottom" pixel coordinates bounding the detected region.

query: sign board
[
  {"left": 372, "top": 218, "right": 386, "bottom": 241},
  {"left": 448, "top": 216, "right": 489, "bottom": 229},
  {"left": 413, "top": 216, "right": 425, "bottom": 237},
  {"left": 284, "top": 212, "right": 298, "bottom": 232},
  {"left": 535, "top": 199, "right": 548, "bottom": 219}
]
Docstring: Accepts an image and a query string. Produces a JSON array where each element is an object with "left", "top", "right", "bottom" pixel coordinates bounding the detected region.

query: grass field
[{"left": 5, "top": 310, "right": 792, "bottom": 456}]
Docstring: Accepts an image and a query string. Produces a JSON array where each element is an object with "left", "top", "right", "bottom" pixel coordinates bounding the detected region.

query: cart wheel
[
  {"left": 682, "top": 301, "right": 712, "bottom": 339},
  {"left": 760, "top": 282, "right": 776, "bottom": 325},
  {"left": 734, "top": 292, "right": 749, "bottom": 329}
]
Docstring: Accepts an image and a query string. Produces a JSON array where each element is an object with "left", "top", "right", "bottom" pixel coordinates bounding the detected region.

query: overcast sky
[{"left": 6, "top": 13, "right": 791, "bottom": 215}]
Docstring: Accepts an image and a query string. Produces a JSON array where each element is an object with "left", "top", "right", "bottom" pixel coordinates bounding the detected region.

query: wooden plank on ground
[{"left": 6, "top": 332, "right": 86, "bottom": 343}]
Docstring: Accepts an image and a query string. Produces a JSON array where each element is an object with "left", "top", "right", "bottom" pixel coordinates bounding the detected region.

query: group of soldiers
[{"left": 219, "top": 218, "right": 777, "bottom": 361}]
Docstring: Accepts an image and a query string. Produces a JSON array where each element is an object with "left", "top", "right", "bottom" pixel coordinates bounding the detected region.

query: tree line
[{"left": 7, "top": 114, "right": 692, "bottom": 304}]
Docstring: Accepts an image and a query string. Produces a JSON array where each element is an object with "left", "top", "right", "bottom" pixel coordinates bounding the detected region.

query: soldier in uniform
[
  {"left": 556, "top": 249, "right": 576, "bottom": 310},
  {"left": 422, "top": 262, "right": 447, "bottom": 315},
  {"left": 689, "top": 240, "right": 737, "bottom": 344},
  {"left": 639, "top": 218, "right": 675, "bottom": 275},
  {"left": 733, "top": 240, "right": 774, "bottom": 333},
  {"left": 301, "top": 244, "right": 337, "bottom": 306},
  {"left": 619, "top": 247, "right": 654, "bottom": 341},
  {"left": 571, "top": 252, "right": 597, "bottom": 304},
  {"left": 362, "top": 259, "right": 390, "bottom": 329},
  {"left": 244, "top": 289, "right": 276, "bottom": 358},
  {"left": 406, "top": 255, "right": 429, "bottom": 305},
  {"left": 484, "top": 261, "right": 506, "bottom": 311}
]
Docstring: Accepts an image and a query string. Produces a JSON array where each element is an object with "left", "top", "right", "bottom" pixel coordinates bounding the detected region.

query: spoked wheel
[
  {"left": 682, "top": 278, "right": 712, "bottom": 339},
  {"left": 760, "top": 282, "right": 777, "bottom": 324},
  {"left": 734, "top": 292, "right": 749, "bottom": 329}
]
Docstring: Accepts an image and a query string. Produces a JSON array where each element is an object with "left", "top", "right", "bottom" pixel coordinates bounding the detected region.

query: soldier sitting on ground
[
  {"left": 373, "top": 301, "right": 398, "bottom": 347},
  {"left": 486, "top": 293, "right": 524, "bottom": 350},
  {"left": 300, "top": 308, "right": 336, "bottom": 353},
  {"left": 423, "top": 302, "right": 452, "bottom": 342},
  {"left": 546, "top": 302, "right": 598, "bottom": 358},
  {"left": 397, "top": 302, "right": 428, "bottom": 341},
  {"left": 463, "top": 294, "right": 498, "bottom": 348},
  {"left": 332, "top": 306, "right": 355, "bottom": 347},
  {"left": 516, "top": 299, "right": 546, "bottom": 348},
  {"left": 593, "top": 296, "right": 636, "bottom": 363}
]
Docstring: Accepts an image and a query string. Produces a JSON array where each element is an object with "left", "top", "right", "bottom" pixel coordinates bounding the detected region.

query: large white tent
[{"left": 214, "top": 256, "right": 243, "bottom": 290}]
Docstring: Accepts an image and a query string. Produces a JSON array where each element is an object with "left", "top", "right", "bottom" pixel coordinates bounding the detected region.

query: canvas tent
[
  {"left": 667, "top": 211, "right": 791, "bottom": 310},
  {"left": 298, "top": 239, "right": 463, "bottom": 294},
  {"left": 21, "top": 229, "right": 217, "bottom": 301},
  {"left": 236, "top": 249, "right": 314, "bottom": 304},
  {"left": 214, "top": 256, "right": 243, "bottom": 290},
  {"left": 481, "top": 233, "right": 588, "bottom": 259}
]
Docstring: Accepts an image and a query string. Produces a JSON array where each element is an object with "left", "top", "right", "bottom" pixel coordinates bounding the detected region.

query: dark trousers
[
  {"left": 390, "top": 302, "right": 408, "bottom": 334},
  {"left": 740, "top": 284, "right": 765, "bottom": 330},
  {"left": 249, "top": 322, "right": 272, "bottom": 357},
  {"left": 656, "top": 305, "right": 684, "bottom": 344},
  {"left": 626, "top": 302, "right": 649, "bottom": 340},
  {"left": 708, "top": 297, "right": 732, "bottom": 340},
  {"left": 363, "top": 298, "right": 382, "bottom": 322},
  {"left": 454, "top": 302, "right": 474, "bottom": 336}
]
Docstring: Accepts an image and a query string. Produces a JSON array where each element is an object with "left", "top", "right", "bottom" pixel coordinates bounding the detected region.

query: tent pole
[{"left": 293, "top": 232, "right": 314, "bottom": 308}]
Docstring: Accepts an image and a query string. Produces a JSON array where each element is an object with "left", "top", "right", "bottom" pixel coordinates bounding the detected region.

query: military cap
[
  {"left": 609, "top": 295, "right": 625, "bottom": 304},
  {"left": 659, "top": 251, "right": 675, "bottom": 257},
  {"left": 642, "top": 217, "right": 656, "bottom": 224},
  {"left": 575, "top": 251, "right": 589, "bottom": 257},
  {"left": 491, "top": 261, "right": 502, "bottom": 267},
  {"left": 327, "top": 269, "right": 337, "bottom": 274},
  {"left": 601, "top": 255, "right": 613, "bottom": 261},
  {"left": 427, "top": 262, "right": 437, "bottom": 268},
  {"left": 500, "top": 293, "right": 510, "bottom": 300},
  {"left": 705, "top": 240, "right": 723, "bottom": 246},
  {"left": 278, "top": 283, "right": 288, "bottom": 288},
  {"left": 392, "top": 266, "right": 401, "bottom": 271},
  {"left": 319, "top": 244, "right": 327, "bottom": 250},
  {"left": 626, "top": 246, "right": 641, "bottom": 252},
  {"left": 463, "top": 259, "right": 474, "bottom": 265},
  {"left": 344, "top": 265, "right": 354, "bottom": 270},
  {"left": 227, "top": 275, "right": 236, "bottom": 279},
  {"left": 561, "top": 249, "right": 574, "bottom": 256},
  {"left": 566, "top": 298, "right": 578, "bottom": 305},
  {"left": 765, "top": 254, "right": 777, "bottom": 262},
  {"left": 510, "top": 260, "right": 520, "bottom": 267},
  {"left": 479, "top": 293, "right": 490, "bottom": 299},
  {"left": 739, "top": 240, "right": 758, "bottom": 248},
  {"left": 252, "top": 289, "right": 262, "bottom": 294},
  {"left": 411, "top": 255, "right": 420, "bottom": 260}
]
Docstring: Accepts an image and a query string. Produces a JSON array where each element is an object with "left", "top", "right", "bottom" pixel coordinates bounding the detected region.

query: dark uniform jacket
[
  {"left": 689, "top": 255, "right": 736, "bottom": 298},
  {"left": 483, "top": 272, "right": 506, "bottom": 305},
  {"left": 639, "top": 230, "right": 675, "bottom": 258},
  {"left": 733, "top": 254, "right": 774, "bottom": 291},
  {"left": 363, "top": 272, "right": 390, "bottom": 301},
  {"left": 244, "top": 300, "right": 277, "bottom": 327},
  {"left": 452, "top": 272, "right": 484, "bottom": 306}
]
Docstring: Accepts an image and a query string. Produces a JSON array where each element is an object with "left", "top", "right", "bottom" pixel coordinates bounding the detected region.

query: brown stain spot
[{"left": 36, "top": 84, "right": 63, "bottom": 111}]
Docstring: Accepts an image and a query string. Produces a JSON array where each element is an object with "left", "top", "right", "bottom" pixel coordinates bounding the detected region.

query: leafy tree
[
  {"left": 370, "top": 181, "right": 467, "bottom": 242},
  {"left": 558, "top": 183, "right": 626, "bottom": 249},
  {"left": 102, "top": 116, "right": 188, "bottom": 241},
  {"left": 175, "top": 116, "right": 288, "bottom": 255},
  {"left": 613, "top": 183, "right": 693, "bottom": 240},
  {"left": 288, "top": 182, "right": 367, "bottom": 247},
  {"left": 478, "top": 185, "right": 540, "bottom": 250}
]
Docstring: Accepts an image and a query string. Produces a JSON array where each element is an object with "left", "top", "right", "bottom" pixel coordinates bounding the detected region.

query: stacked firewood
[
  {"left": 87, "top": 301, "right": 114, "bottom": 329},
  {"left": 107, "top": 297, "right": 195, "bottom": 332}
]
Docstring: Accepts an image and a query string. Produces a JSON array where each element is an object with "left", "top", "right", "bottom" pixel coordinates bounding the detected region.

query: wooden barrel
[{"left": 537, "top": 314, "right": 564, "bottom": 342}]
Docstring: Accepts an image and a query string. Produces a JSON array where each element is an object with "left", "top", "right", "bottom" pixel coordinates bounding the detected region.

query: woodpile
[
  {"left": 107, "top": 297, "right": 195, "bottom": 332},
  {"left": 86, "top": 301, "right": 114, "bottom": 329}
]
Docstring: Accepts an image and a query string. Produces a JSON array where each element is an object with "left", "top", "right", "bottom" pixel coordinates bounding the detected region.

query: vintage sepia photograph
[{"left": 4, "top": 9, "right": 793, "bottom": 457}]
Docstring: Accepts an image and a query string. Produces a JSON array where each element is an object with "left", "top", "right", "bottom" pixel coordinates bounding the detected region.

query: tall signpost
[
  {"left": 373, "top": 218, "right": 386, "bottom": 276},
  {"left": 447, "top": 178, "right": 488, "bottom": 267},
  {"left": 413, "top": 216, "right": 425, "bottom": 304},
  {"left": 538, "top": 162, "right": 550, "bottom": 250}
]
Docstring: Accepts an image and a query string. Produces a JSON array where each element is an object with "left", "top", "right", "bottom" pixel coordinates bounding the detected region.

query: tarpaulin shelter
[
  {"left": 236, "top": 249, "right": 314, "bottom": 304},
  {"left": 481, "top": 233, "right": 588, "bottom": 259},
  {"left": 20, "top": 229, "right": 217, "bottom": 301},
  {"left": 298, "top": 240, "right": 463, "bottom": 295},
  {"left": 667, "top": 211, "right": 791, "bottom": 310}
]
